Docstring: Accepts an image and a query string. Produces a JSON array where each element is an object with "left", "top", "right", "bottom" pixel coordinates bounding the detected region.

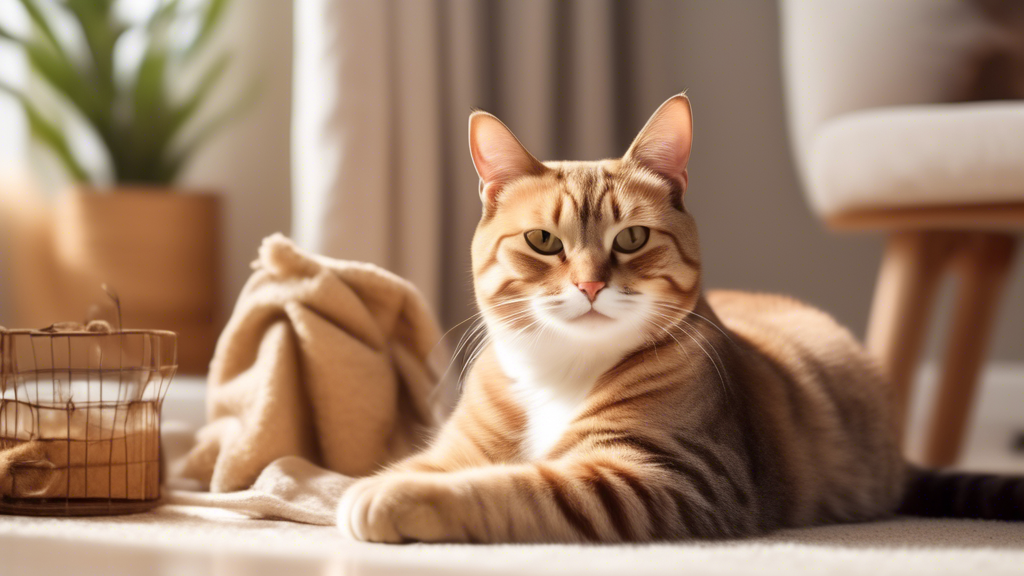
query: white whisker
[{"left": 646, "top": 310, "right": 730, "bottom": 398}]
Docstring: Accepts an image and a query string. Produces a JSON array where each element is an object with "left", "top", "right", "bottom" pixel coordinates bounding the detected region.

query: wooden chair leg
[
  {"left": 866, "top": 231, "right": 956, "bottom": 441},
  {"left": 921, "top": 233, "right": 1017, "bottom": 467}
]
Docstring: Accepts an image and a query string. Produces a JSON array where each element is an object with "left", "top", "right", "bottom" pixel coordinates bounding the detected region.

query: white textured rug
[
  {"left": 1, "top": 504, "right": 1023, "bottom": 576},
  {"left": 1, "top": 370, "right": 1021, "bottom": 576}
]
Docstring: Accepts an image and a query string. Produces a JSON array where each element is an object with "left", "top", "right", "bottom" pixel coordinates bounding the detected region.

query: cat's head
[{"left": 469, "top": 94, "right": 700, "bottom": 353}]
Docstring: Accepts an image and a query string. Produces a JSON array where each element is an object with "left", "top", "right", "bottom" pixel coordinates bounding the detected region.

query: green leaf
[
  {"left": 147, "top": 0, "right": 183, "bottom": 32},
  {"left": 0, "top": 24, "right": 20, "bottom": 42},
  {"left": 64, "top": 0, "right": 125, "bottom": 95},
  {"left": 106, "top": 0, "right": 182, "bottom": 182},
  {"left": 23, "top": 39, "right": 104, "bottom": 126},
  {"left": 2, "top": 0, "right": 245, "bottom": 186},
  {"left": 14, "top": 1, "right": 106, "bottom": 129},
  {"left": 0, "top": 80, "right": 91, "bottom": 183},
  {"left": 185, "top": 0, "right": 230, "bottom": 61},
  {"left": 17, "top": 0, "right": 61, "bottom": 50},
  {"left": 0, "top": 80, "right": 17, "bottom": 99},
  {"left": 26, "top": 105, "right": 91, "bottom": 183},
  {"left": 134, "top": 49, "right": 169, "bottom": 123},
  {"left": 158, "top": 77, "right": 259, "bottom": 182},
  {"left": 61, "top": 0, "right": 121, "bottom": 160},
  {"left": 166, "top": 51, "right": 230, "bottom": 139},
  {"left": 126, "top": 41, "right": 171, "bottom": 181}
]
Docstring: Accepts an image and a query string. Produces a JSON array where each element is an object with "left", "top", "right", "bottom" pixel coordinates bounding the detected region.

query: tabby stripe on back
[
  {"left": 785, "top": 336, "right": 869, "bottom": 444},
  {"left": 672, "top": 434, "right": 752, "bottom": 508}
]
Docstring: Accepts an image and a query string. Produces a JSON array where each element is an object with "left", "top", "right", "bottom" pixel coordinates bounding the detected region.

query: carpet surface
[
  {"left": 8, "top": 370, "right": 1019, "bottom": 576},
  {"left": 1, "top": 503, "right": 1022, "bottom": 576}
]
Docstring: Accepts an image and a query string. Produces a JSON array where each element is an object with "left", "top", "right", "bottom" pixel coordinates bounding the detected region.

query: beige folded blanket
[{"left": 177, "top": 234, "right": 444, "bottom": 505}]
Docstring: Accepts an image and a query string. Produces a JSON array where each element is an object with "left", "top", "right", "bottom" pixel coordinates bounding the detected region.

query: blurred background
[{"left": 0, "top": 0, "right": 1021, "bottom": 381}]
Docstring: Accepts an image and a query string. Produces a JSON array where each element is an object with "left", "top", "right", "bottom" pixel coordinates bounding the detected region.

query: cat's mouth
[{"left": 572, "top": 309, "right": 612, "bottom": 322}]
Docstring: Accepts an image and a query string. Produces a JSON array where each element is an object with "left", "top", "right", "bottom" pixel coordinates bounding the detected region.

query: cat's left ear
[
  {"left": 469, "top": 111, "right": 547, "bottom": 205},
  {"left": 625, "top": 93, "right": 693, "bottom": 194}
]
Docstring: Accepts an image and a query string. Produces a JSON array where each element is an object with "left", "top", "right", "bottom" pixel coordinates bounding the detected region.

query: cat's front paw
[{"left": 337, "top": 472, "right": 469, "bottom": 543}]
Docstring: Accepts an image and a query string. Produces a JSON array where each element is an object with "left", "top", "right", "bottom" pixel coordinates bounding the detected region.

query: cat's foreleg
[{"left": 337, "top": 456, "right": 680, "bottom": 543}]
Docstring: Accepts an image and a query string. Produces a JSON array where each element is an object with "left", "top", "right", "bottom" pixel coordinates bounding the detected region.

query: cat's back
[
  {"left": 706, "top": 290, "right": 865, "bottom": 368},
  {"left": 706, "top": 288, "right": 890, "bottom": 426},
  {"left": 705, "top": 289, "right": 905, "bottom": 525}
]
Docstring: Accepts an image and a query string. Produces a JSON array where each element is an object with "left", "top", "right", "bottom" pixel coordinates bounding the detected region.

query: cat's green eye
[
  {"left": 524, "top": 229, "right": 563, "bottom": 255},
  {"left": 613, "top": 226, "right": 650, "bottom": 254}
]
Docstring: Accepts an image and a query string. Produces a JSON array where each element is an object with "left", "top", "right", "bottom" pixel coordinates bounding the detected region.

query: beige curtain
[{"left": 292, "top": 0, "right": 685, "bottom": 327}]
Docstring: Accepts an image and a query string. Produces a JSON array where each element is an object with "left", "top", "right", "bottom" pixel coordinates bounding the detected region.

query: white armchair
[{"left": 782, "top": 0, "right": 1024, "bottom": 466}]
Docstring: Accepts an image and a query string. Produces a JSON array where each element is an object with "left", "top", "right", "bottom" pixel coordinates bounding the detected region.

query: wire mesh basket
[{"left": 0, "top": 323, "right": 176, "bottom": 516}]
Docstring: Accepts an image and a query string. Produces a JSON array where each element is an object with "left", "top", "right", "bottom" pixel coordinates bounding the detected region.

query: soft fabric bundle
[{"left": 177, "top": 234, "right": 443, "bottom": 507}]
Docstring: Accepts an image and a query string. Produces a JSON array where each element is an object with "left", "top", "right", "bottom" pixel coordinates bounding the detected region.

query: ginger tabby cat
[{"left": 337, "top": 94, "right": 907, "bottom": 543}]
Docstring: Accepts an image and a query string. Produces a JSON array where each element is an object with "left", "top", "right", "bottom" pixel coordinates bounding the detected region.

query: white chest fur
[
  {"left": 493, "top": 339, "right": 626, "bottom": 461},
  {"left": 514, "top": 374, "right": 597, "bottom": 460}
]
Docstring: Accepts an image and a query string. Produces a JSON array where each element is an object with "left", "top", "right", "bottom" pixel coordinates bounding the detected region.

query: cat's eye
[
  {"left": 613, "top": 226, "right": 650, "bottom": 254},
  {"left": 524, "top": 229, "right": 563, "bottom": 255}
]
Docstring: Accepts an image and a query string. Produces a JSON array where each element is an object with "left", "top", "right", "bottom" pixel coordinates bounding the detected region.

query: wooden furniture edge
[{"left": 826, "top": 203, "right": 1024, "bottom": 232}]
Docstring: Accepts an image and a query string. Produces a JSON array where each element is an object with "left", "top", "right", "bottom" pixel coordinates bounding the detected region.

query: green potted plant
[{"left": 0, "top": 0, "right": 253, "bottom": 372}]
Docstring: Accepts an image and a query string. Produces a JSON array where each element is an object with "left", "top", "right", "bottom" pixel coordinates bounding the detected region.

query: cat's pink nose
[{"left": 577, "top": 281, "right": 606, "bottom": 302}]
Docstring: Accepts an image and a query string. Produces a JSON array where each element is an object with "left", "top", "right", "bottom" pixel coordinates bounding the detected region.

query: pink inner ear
[
  {"left": 638, "top": 138, "right": 689, "bottom": 177},
  {"left": 469, "top": 113, "right": 543, "bottom": 192},
  {"left": 627, "top": 96, "right": 693, "bottom": 181},
  {"left": 471, "top": 136, "right": 515, "bottom": 184}
]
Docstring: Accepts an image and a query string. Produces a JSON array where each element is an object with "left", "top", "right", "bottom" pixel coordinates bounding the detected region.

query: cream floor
[{"left": 1, "top": 366, "right": 1022, "bottom": 576}]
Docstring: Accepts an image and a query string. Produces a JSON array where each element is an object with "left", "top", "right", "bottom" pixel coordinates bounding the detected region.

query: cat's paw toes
[{"left": 337, "top": 473, "right": 459, "bottom": 543}]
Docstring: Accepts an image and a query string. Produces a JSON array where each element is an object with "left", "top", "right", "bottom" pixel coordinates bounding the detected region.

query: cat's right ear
[
  {"left": 469, "top": 112, "right": 546, "bottom": 205},
  {"left": 624, "top": 94, "right": 693, "bottom": 196}
]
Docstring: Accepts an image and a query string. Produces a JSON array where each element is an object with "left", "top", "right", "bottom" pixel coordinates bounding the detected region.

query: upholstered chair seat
[{"left": 807, "top": 102, "right": 1024, "bottom": 223}]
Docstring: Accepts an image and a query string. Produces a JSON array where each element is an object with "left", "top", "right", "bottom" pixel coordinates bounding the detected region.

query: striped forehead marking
[{"left": 555, "top": 165, "right": 612, "bottom": 237}]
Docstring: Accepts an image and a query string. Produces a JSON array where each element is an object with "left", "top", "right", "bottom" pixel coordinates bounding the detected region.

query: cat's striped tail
[{"left": 898, "top": 467, "right": 1024, "bottom": 520}]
